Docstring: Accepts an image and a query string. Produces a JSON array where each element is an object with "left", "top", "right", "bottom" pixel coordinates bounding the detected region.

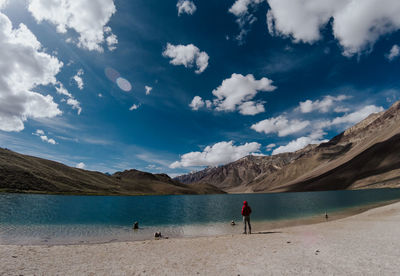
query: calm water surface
[{"left": 1, "top": 188, "right": 400, "bottom": 244}]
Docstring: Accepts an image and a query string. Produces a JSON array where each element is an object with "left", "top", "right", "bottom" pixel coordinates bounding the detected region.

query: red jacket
[{"left": 241, "top": 201, "right": 252, "bottom": 216}]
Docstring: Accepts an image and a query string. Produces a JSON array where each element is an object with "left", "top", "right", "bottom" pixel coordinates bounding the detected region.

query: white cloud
[
  {"left": 28, "top": 0, "right": 117, "bottom": 52},
  {"left": 35, "top": 129, "right": 44, "bottom": 135},
  {"left": 67, "top": 98, "right": 82, "bottom": 115},
  {"left": 229, "top": 0, "right": 264, "bottom": 16},
  {"left": 229, "top": 0, "right": 264, "bottom": 42},
  {"left": 0, "top": 12, "right": 62, "bottom": 132},
  {"left": 104, "top": 26, "right": 117, "bottom": 51},
  {"left": 73, "top": 69, "right": 84, "bottom": 90},
  {"left": 170, "top": 141, "right": 261, "bottom": 168},
  {"left": 76, "top": 162, "right": 86, "bottom": 169},
  {"left": 266, "top": 143, "right": 276, "bottom": 151},
  {"left": 212, "top": 73, "right": 276, "bottom": 115},
  {"left": 251, "top": 115, "right": 310, "bottom": 136},
  {"left": 33, "top": 129, "right": 57, "bottom": 144},
  {"left": 266, "top": 0, "right": 400, "bottom": 56},
  {"left": 298, "top": 95, "right": 349, "bottom": 113},
  {"left": 272, "top": 130, "right": 327, "bottom": 155},
  {"left": 56, "top": 83, "right": 82, "bottom": 114},
  {"left": 98, "top": 93, "right": 103, "bottom": 98},
  {"left": 189, "top": 96, "right": 205, "bottom": 111},
  {"left": 334, "top": 106, "right": 350, "bottom": 113},
  {"left": 162, "top": 43, "right": 209, "bottom": 74},
  {"left": 129, "top": 104, "right": 140, "bottom": 111},
  {"left": 0, "top": 0, "right": 8, "bottom": 9},
  {"left": 238, "top": 101, "right": 265, "bottom": 115},
  {"left": 145, "top": 85, "right": 152, "bottom": 95},
  {"left": 177, "top": 0, "right": 196, "bottom": 16},
  {"left": 55, "top": 82, "right": 72, "bottom": 98},
  {"left": 386, "top": 45, "right": 400, "bottom": 61},
  {"left": 330, "top": 105, "right": 383, "bottom": 126},
  {"left": 266, "top": 143, "right": 275, "bottom": 148}
]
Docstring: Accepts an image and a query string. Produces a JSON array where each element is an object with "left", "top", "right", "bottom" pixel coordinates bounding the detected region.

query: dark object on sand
[
  {"left": 231, "top": 220, "right": 236, "bottom": 226},
  {"left": 133, "top": 221, "right": 139, "bottom": 229},
  {"left": 154, "top": 232, "right": 162, "bottom": 238},
  {"left": 325, "top": 212, "right": 329, "bottom": 220}
]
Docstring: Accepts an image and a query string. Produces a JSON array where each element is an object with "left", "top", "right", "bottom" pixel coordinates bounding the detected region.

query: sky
[{"left": 1, "top": 0, "right": 400, "bottom": 177}]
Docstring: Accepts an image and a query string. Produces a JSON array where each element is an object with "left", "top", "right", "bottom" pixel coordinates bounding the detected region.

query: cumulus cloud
[
  {"left": 76, "top": 162, "right": 86, "bottom": 169},
  {"left": 177, "top": 0, "right": 196, "bottom": 16},
  {"left": 162, "top": 43, "right": 209, "bottom": 74},
  {"left": 298, "top": 95, "right": 349, "bottom": 113},
  {"left": 272, "top": 130, "right": 327, "bottom": 155},
  {"left": 28, "top": 0, "right": 117, "bottom": 52},
  {"left": 386, "top": 45, "right": 400, "bottom": 61},
  {"left": 268, "top": 104, "right": 383, "bottom": 155},
  {"left": 212, "top": 73, "right": 276, "bottom": 115},
  {"left": 0, "top": 12, "right": 62, "bottom": 132},
  {"left": 251, "top": 116, "right": 310, "bottom": 137},
  {"left": 189, "top": 96, "right": 205, "bottom": 110},
  {"left": 329, "top": 105, "right": 384, "bottom": 126},
  {"left": 73, "top": 69, "right": 84, "bottom": 90},
  {"left": 104, "top": 26, "right": 117, "bottom": 51},
  {"left": 33, "top": 129, "right": 57, "bottom": 144},
  {"left": 145, "top": 85, "right": 152, "bottom": 95},
  {"left": 129, "top": 104, "right": 140, "bottom": 111},
  {"left": 266, "top": 0, "right": 400, "bottom": 56},
  {"left": 170, "top": 141, "right": 261, "bottom": 168}
]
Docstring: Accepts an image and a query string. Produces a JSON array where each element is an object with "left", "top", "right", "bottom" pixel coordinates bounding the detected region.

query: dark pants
[{"left": 243, "top": 215, "right": 251, "bottom": 234}]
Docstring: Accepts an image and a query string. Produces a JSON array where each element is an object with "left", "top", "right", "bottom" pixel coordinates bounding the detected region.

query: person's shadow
[{"left": 254, "top": 231, "right": 282, "bottom": 235}]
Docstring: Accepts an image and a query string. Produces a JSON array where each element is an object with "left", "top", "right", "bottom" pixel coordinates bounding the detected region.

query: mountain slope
[
  {"left": 0, "top": 148, "right": 224, "bottom": 195},
  {"left": 176, "top": 101, "right": 400, "bottom": 193}
]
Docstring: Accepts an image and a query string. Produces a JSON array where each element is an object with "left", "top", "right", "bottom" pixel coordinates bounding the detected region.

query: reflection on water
[{"left": 1, "top": 188, "right": 400, "bottom": 245}]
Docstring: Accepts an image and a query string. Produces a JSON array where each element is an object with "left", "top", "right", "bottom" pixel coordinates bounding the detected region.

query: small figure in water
[
  {"left": 231, "top": 220, "right": 236, "bottom": 226},
  {"left": 325, "top": 211, "right": 329, "bottom": 221},
  {"left": 241, "top": 201, "right": 252, "bottom": 234},
  {"left": 133, "top": 221, "right": 139, "bottom": 229}
]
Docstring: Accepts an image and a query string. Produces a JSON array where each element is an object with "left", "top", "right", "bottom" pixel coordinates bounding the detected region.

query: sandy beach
[{"left": 1, "top": 201, "right": 400, "bottom": 275}]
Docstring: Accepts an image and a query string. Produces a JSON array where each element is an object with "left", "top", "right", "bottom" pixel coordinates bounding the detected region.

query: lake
[{"left": 1, "top": 188, "right": 400, "bottom": 245}]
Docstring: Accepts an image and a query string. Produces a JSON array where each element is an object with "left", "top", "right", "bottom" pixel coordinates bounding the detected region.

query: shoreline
[
  {"left": 0, "top": 198, "right": 398, "bottom": 246},
  {"left": 1, "top": 200, "right": 400, "bottom": 274}
]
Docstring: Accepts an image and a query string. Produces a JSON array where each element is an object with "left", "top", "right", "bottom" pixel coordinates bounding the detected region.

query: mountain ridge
[
  {"left": 175, "top": 101, "right": 400, "bottom": 193},
  {"left": 0, "top": 148, "right": 225, "bottom": 195}
]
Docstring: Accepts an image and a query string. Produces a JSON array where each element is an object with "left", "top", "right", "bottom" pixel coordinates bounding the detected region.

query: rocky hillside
[
  {"left": 0, "top": 148, "right": 225, "bottom": 195},
  {"left": 176, "top": 101, "right": 400, "bottom": 193}
]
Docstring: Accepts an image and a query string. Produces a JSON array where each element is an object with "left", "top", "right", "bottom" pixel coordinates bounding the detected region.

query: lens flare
[
  {"left": 105, "top": 67, "right": 132, "bottom": 92},
  {"left": 104, "top": 67, "right": 120, "bottom": 82},
  {"left": 116, "top": 77, "right": 132, "bottom": 92}
]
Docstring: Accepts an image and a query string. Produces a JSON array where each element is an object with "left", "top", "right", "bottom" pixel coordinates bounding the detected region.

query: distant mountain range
[
  {"left": 0, "top": 148, "right": 224, "bottom": 195},
  {"left": 175, "top": 101, "right": 400, "bottom": 193},
  {"left": 2, "top": 101, "right": 400, "bottom": 196}
]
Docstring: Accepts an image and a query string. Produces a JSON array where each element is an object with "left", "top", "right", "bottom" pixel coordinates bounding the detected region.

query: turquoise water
[{"left": 1, "top": 188, "right": 400, "bottom": 244}]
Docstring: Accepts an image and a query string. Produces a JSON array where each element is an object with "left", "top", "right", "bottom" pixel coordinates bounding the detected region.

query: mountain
[
  {"left": 0, "top": 148, "right": 225, "bottom": 195},
  {"left": 176, "top": 101, "right": 400, "bottom": 193}
]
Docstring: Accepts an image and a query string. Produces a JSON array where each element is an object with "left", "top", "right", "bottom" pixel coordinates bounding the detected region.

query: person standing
[{"left": 241, "top": 201, "right": 252, "bottom": 234}]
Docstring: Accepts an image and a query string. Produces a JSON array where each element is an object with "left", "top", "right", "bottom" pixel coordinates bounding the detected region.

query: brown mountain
[
  {"left": 0, "top": 148, "right": 224, "bottom": 195},
  {"left": 176, "top": 101, "right": 400, "bottom": 193}
]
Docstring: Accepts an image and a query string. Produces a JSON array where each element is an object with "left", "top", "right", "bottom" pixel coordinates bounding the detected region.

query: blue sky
[{"left": 1, "top": 0, "right": 400, "bottom": 176}]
